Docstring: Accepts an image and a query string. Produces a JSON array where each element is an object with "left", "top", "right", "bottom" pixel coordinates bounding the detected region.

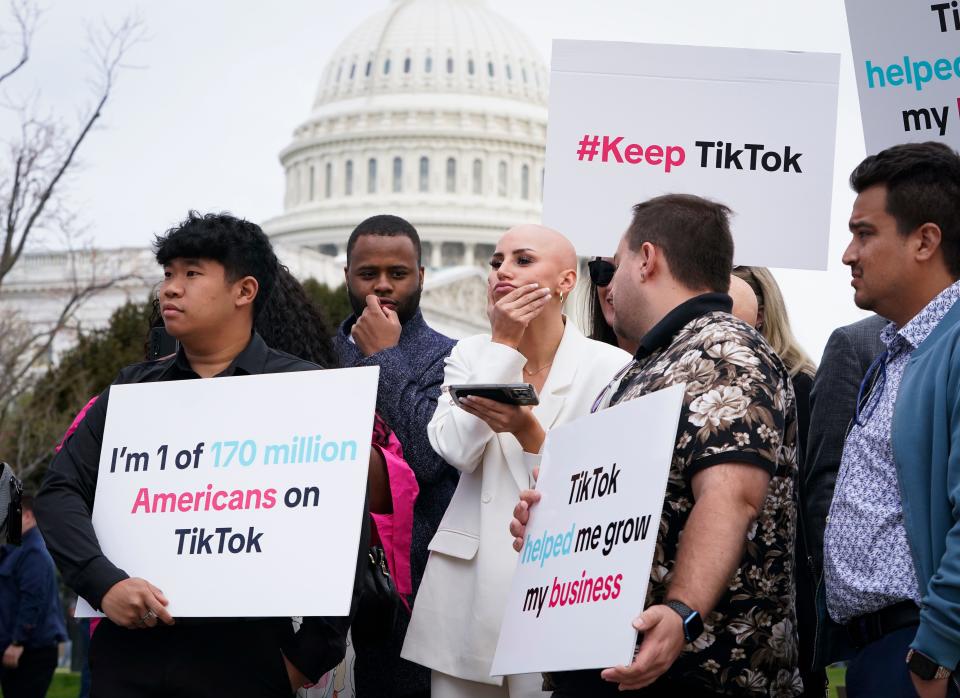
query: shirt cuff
[
  {"left": 913, "top": 612, "right": 960, "bottom": 670},
  {"left": 687, "top": 451, "right": 777, "bottom": 479},
  {"left": 523, "top": 452, "right": 542, "bottom": 488},
  {"left": 76, "top": 556, "right": 129, "bottom": 611}
]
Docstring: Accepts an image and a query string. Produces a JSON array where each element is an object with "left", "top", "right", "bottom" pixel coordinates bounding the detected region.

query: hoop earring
[{"left": 559, "top": 291, "right": 565, "bottom": 304}]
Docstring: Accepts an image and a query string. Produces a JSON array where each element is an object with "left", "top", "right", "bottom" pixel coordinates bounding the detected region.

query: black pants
[
  {"left": 89, "top": 619, "right": 294, "bottom": 698},
  {"left": 0, "top": 644, "right": 59, "bottom": 698},
  {"left": 551, "top": 673, "right": 724, "bottom": 697},
  {"left": 846, "top": 624, "right": 960, "bottom": 698}
]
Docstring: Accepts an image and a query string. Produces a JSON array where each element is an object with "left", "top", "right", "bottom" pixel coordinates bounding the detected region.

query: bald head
[
  {"left": 729, "top": 274, "right": 759, "bottom": 328},
  {"left": 498, "top": 224, "right": 578, "bottom": 271}
]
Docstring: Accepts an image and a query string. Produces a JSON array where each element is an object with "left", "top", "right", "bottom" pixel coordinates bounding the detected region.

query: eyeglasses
[{"left": 588, "top": 258, "right": 616, "bottom": 287}]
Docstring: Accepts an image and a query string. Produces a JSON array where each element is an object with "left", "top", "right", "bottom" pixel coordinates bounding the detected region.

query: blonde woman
[
  {"left": 402, "top": 225, "right": 630, "bottom": 698},
  {"left": 732, "top": 266, "right": 815, "bottom": 451}
]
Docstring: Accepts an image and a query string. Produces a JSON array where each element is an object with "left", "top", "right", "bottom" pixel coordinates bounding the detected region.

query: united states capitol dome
[{"left": 263, "top": 0, "right": 549, "bottom": 269}]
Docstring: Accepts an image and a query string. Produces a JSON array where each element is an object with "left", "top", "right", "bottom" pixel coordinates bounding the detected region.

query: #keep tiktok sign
[
  {"left": 75, "top": 367, "right": 378, "bottom": 618},
  {"left": 491, "top": 384, "right": 684, "bottom": 675},
  {"left": 542, "top": 40, "right": 840, "bottom": 270}
]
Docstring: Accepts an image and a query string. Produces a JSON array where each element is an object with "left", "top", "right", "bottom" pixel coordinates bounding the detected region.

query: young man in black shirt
[{"left": 36, "top": 212, "right": 370, "bottom": 697}]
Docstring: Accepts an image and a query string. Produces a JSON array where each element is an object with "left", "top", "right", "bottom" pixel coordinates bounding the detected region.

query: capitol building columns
[{"left": 262, "top": 0, "right": 549, "bottom": 324}]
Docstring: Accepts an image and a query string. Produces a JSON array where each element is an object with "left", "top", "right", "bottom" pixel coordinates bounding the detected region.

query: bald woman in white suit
[{"left": 402, "top": 225, "right": 631, "bottom": 698}]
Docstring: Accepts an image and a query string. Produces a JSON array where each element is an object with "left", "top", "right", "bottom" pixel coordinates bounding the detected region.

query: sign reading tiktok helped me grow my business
[
  {"left": 491, "top": 384, "right": 685, "bottom": 675},
  {"left": 845, "top": 0, "right": 960, "bottom": 154},
  {"left": 543, "top": 40, "right": 840, "bottom": 270},
  {"left": 75, "top": 367, "right": 378, "bottom": 618}
]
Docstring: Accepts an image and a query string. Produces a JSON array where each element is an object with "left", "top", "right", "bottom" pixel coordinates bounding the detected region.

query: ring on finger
[{"left": 141, "top": 609, "right": 157, "bottom": 624}]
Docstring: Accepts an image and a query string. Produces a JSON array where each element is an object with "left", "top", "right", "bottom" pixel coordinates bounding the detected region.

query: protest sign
[
  {"left": 75, "top": 367, "right": 378, "bottom": 618},
  {"left": 845, "top": 0, "right": 960, "bottom": 154},
  {"left": 542, "top": 40, "right": 840, "bottom": 270},
  {"left": 490, "top": 384, "right": 684, "bottom": 675}
]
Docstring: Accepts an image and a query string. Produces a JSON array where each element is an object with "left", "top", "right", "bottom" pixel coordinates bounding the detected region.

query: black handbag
[{"left": 351, "top": 544, "right": 401, "bottom": 642}]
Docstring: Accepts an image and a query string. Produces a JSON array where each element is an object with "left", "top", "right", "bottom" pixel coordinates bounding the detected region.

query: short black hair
[
  {"left": 626, "top": 194, "right": 733, "bottom": 293},
  {"left": 154, "top": 211, "right": 279, "bottom": 314},
  {"left": 345, "top": 214, "right": 421, "bottom": 266},
  {"left": 850, "top": 141, "right": 960, "bottom": 278}
]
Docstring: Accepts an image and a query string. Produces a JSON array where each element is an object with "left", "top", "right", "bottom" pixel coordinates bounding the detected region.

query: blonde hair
[{"left": 732, "top": 266, "right": 816, "bottom": 379}]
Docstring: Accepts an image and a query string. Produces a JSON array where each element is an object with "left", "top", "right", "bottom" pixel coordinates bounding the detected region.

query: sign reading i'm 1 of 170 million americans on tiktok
[{"left": 75, "top": 367, "right": 379, "bottom": 618}]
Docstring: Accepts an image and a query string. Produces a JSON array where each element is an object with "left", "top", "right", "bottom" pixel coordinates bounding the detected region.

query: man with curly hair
[{"left": 36, "top": 212, "right": 371, "bottom": 697}]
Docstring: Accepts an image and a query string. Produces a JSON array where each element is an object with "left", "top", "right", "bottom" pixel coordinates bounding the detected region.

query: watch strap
[{"left": 664, "top": 600, "right": 703, "bottom": 643}]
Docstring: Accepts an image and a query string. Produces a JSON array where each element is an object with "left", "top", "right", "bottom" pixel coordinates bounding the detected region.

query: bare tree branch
[
  {"left": 0, "top": 6, "right": 144, "bottom": 290},
  {"left": 0, "top": 0, "right": 38, "bottom": 87}
]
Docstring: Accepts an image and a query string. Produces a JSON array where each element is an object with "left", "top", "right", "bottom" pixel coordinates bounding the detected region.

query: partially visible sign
[{"left": 846, "top": 0, "right": 960, "bottom": 154}]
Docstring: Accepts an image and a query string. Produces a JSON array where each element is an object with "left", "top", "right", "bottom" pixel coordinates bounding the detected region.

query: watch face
[
  {"left": 907, "top": 650, "right": 940, "bottom": 681},
  {"left": 684, "top": 611, "right": 704, "bottom": 643}
]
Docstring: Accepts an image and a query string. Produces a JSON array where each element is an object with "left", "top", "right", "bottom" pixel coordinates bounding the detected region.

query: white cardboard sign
[
  {"left": 490, "top": 384, "right": 684, "bottom": 676},
  {"left": 75, "top": 367, "right": 378, "bottom": 618},
  {"left": 845, "top": 0, "right": 960, "bottom": 154},
  {"left": 542, "top": 40, "right": 840, "bottom": 270}
]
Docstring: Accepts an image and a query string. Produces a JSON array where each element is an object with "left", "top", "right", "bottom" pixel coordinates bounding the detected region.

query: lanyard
[{"left": 854, "top": 349, "right": 889, "bottom": 427}]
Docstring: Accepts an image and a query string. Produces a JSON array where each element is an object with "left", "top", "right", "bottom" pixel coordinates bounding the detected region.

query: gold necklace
[{"left": 523, "top": 361, "right": 553, "bottom": 377}]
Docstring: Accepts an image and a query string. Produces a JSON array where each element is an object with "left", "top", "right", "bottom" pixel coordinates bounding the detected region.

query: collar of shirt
[
  {"left": 634, "top": 292, "right": 733, "bottom": 361},
  {"left": 161, "top": 332, "right": 270, "bottom": 379},
  {"left": 880, "top": 279, "right": 960, "bottom": 356}
]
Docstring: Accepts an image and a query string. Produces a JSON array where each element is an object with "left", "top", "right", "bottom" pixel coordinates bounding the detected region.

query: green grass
[
  {"left": 45, "top": 670, "right": 81, "bottom": 698},
  {"left": 827, "top": 663, "right": 847, "bottom": 698}
]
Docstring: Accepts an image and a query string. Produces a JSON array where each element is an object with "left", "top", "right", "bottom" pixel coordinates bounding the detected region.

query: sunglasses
[{"left": 588, "top": 258, "right": 616, "bottom": 287}]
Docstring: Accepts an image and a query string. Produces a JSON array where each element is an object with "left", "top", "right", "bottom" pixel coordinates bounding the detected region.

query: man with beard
[{"left": 333, "top": 214, "right": 457, "bottom": 698}]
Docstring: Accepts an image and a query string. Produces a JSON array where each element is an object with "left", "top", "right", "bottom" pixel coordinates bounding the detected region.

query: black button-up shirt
[{"left": 36, "top": 333, "right": 368, "bottom": 681}]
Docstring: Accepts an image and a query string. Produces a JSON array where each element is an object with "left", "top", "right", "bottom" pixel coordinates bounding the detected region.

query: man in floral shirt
[{"left": 512, "top": 194, "right": 801, "bottom": 696}]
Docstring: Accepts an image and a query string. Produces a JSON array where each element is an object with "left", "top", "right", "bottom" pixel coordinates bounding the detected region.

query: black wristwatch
[
  {"left": 665, "top": 600, "right": 704, "bottom": 644},
  {"left": 906, "top": 649, "right": 952, "bottom": 680}
]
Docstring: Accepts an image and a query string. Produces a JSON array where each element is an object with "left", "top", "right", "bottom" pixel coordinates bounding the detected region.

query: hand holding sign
[
  {"left": 101, "top": 578, "right": 173, "bottom": 629},
  {"left": 510, "top": 478, "right": 541, "bottom": 553}
]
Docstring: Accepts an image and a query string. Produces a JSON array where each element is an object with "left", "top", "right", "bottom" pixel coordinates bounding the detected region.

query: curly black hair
[
  {"left": 153, "top": 211, "right": 279, "bottom": 315},
  {"left": 255, "top": 265, "right": 339, "bottom": 368}
]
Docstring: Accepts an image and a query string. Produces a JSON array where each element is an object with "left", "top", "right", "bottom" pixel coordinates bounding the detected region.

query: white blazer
[{"left": 401, "top": 319, "right": 630, "bottom": 684}]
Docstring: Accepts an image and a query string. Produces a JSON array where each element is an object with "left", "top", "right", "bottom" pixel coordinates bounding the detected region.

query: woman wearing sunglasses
[
  {"left": 402, "top": 225, "right": 630, "bottom": 698},
  {"left": 585, "top": 257, "right": 639, "bottom": 355}
]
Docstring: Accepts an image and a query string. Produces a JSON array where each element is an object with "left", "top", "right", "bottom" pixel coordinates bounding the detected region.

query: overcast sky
[{"left": 0, "top": 0, "right": 872, "bottom": 358}]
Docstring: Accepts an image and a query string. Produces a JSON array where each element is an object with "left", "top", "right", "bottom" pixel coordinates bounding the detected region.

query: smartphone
[
  {"left": 447, "top": 383, "right": 540, "bottom": 406},
  {"left": 147, "top": 326, "right": 179, "bottom": 360}
]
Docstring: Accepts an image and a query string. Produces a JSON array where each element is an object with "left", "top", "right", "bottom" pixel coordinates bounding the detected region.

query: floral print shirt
[{"left": 612, "top": 294, "right": 801, "bottom": 696}]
